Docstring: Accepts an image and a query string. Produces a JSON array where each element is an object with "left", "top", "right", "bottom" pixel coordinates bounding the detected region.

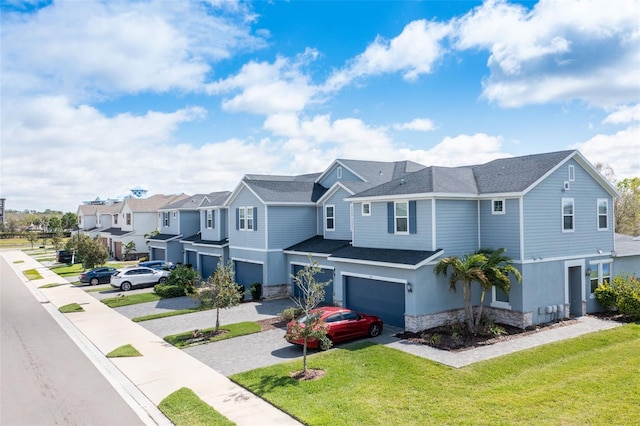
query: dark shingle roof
[
  {"left": 350, "top": 150, "right": 576, "bottom": 198},
  {"left": 329, "top": 246, "right": 442, "bottom": 266},
  {"left": 100, "top": 227, "right": 130, "bottom": 236},
  {"left": 245, "top": 173, "right": 321, "bottom": 182},
  {"left": 244, "top": 180, "right": 327, "bottom": 203},
  {"left": 147, "top": 233, "right": 180, "bottom": 241},
  {"left": 285, "top": 236, "right": 351, "bottom": 254},
  {"left": 180, "top": 234, "right": 228, "bottom": 246},
  {"left": 200, "top": 191, "right": 232, "bottom": 208}
]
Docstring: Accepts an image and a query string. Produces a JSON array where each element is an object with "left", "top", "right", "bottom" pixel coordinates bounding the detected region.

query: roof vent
[{"left": 400, "top": 179, "right": 406, "bottom": 185}]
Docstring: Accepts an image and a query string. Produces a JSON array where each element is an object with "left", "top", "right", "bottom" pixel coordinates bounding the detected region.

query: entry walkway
[{"left": 2, "top": 251, "right": 302, "bottom": 426}]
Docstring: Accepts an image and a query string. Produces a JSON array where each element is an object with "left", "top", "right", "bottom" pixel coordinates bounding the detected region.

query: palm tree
[
  {"left": 473, "top": 248, "right": 522, "bottom": 332},
  {"left": 434, "top": 253, "right": 488, "bottom": 333}
]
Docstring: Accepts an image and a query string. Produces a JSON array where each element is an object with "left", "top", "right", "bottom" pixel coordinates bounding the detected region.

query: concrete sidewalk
[{"left": 2, "top": 251, "right": 302, "bottom": 426}]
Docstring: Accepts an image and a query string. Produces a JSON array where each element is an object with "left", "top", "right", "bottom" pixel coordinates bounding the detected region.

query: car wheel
[
  {"left": 158, "top": 277, "right": 167, "bottom": 284},
  {"left": 120, "top": 282, "right": 132, "bottom": 291},
  {"left": 90, "top": 277, "right": 99, "bottom": 286},
  {"left": 369, "top": 323, "right": 382, "bottom": 337},
  {"left": 318, "top": 338, "right": 332, "bottom": 351}
]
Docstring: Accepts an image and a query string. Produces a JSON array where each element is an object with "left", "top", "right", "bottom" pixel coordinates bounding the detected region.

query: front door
[{"left": 568, "top": 266, "right": 584, "bottom": 317}]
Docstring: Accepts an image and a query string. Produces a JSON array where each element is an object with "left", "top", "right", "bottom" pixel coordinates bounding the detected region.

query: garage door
[
  {"left": 200, "top": 255, "right": 219, "bottom": 280},
  {"left": 345, "top": 276, "right": 405, "bottom": 327},
  {"left": 152, "top": 247, "right": 166, "bottom": 261},
  {"left": 234, "top": 261, "right": 263, "bottom": 290},
  {"left": 292, "top": 265, "right": 334, "bottom": 305}
]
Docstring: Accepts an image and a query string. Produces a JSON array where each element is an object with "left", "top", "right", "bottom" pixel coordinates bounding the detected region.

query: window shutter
[
  {"left": 253, "top": 207, "right": 258, "bottom": 231},
  {"left": 212, "top": 210, "right": 215, "bottom": 228},
  {"left": 409, "top": 201, "right": 417, "bottom": 234},
  {"left": 235, "top": 208, "right": 239, "bottom": 230},
  {"left": 387, "top": 202, "right": 394, "bottom": 233}
]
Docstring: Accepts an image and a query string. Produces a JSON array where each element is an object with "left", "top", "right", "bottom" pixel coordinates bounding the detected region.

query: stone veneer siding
[
  {"left": 405, "top": 307, "right": 534, "bottom": 332},
  {"left": 262, "top": 283, "right": 289, "bottom": 300}
]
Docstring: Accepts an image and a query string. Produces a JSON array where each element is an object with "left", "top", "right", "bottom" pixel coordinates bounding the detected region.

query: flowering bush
[{"left": 595, "top": 274, "right": 640, "bottom": 320}]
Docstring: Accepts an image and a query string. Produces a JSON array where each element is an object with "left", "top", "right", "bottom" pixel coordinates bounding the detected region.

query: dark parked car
[
  {"left": 138, "top": 260, "right": 175, "bottom": 270},
  {"left": 56, "top": 250, "right": 75, "bottom": 264},
  {"left": 79, "top": 267, "right": 118, "bottom": 285},
  {"left": 286, "top": 306, "right": 383, "bottom": 350}
]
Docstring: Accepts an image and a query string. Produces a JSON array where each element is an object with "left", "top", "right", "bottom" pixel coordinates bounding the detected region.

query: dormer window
[
  {"left": 206, "top": 210, "right": 213, "bottom": 229},
  {"left": 337, "top": 166, "right": 342, "bottom": 179},
  {"left": 568, "top": 165, "right": 575, "bottom": 182}
]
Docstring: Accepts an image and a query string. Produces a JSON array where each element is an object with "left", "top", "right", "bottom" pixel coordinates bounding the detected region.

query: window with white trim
[
  {"left": 163, "top": 212, "right": 170, "bottom": 227},
  {"left": 325, "top": 205, "right": 335, "bottom": 231},
  {"left": 362, "top": 203, "right": 371, "bottom": 216},
  {"left": 206, "top": 210, "right": 213, "bottom": 229},
  {"left": 491, "top": 286, "right": 510, "bottom": 308},
  {"left": 597, "top": 199, "right": 608, "bottom": 231},
  {"left": 492, "top": 199, "right": 505, "bottom": 215},
  {"left": 589, "top": 261, "right": 611, "bottom": 295},
  {"left": 246, "top": 207, "right": 254, "bottom": 231},
  {"left": 562, "top": 198, "right": 574, "bottom": 232},
  {"left": 126, "top": 213, "right": 131, "bottom": 225},
  {"left": 337, "top": 166, "right": 342, "bottom": 179},
  {"left": 239, "top": 208, "right": 246, "bottom": 230},
  {"left": 395, "top": 201, "right": 408, "bottom": 233},
  {"left": 113, "top": 214, "right": 118, "bottom": 224},
  {"left": 568, "top": 165, "right": 575, "bottom": 181}
]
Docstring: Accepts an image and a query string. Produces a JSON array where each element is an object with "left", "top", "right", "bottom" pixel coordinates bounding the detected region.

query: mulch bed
[
  {"left": 395, "top": 318, "right": 580, "bottom": 352},
  {"left": 256, "top": 317, "right": 289, "bottom": 331}
]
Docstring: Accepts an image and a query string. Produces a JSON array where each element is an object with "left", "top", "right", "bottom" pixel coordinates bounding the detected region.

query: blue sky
[{"left": 1, "top": 0, "right": 638, "bottom": 213}]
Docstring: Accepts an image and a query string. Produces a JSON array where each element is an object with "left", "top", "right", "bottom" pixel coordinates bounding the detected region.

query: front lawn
[
  {"left": 164, "top": 322, "right": 262, "bottom": 348},
  {"left": 232, "top": 324, "right": 640, "bottom": 425},
  {"left": 101, "top": 293, "right": 162, "bottom": 308}
]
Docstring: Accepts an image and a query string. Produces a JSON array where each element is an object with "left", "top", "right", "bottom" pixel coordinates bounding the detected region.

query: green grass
[
  {"left": 23, "top": 268, "right": 43, "bottom": 280},
  {"left": 39, "top": 283, "right": 65, "bottom": 288},
  {"left": 0, "top": 238, "right": 31, "bottom": 247},
  {"left": 232, "top": 324, "right": 640, "bottom": 426},
  {"left": 106, "top": 344, "right": 142, "bottom": 358},
  {"left": 101, "top": 292, "right": 162, "bottom": 308},
  {"left": 59, "top": 303, "right": 85, "bottom": 313},
  {"left": 132, "top": 306, "right": 209, "bottom": 322},
  {"left": 164, "top": 322, "right": 262, "bottom": 348},
  {"left": 158, "top": 387, "right": 235, "bottom": 426},
  {"left": 13, "top": 260, "right": 25, "bottom": 264},
  {"left": 49, "top": 263, "right": 84, "bottom": 276}
]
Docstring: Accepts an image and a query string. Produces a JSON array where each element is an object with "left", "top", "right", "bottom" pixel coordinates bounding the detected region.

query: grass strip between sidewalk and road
[
  {"left": 59, "top": 303, "right": 85, "bottom": 313},
  {"left": 232, "top": 323, "right": 640, "bottom": 426},
  {"left": 164, "top": 321, "right": 262, "bottom": 348},
  {"left": 23, "top": 268, "right": 43, "bottom": 280},
  {"left": 101, "top": 292, "right": 162, "bottom": 308},
  {"left": 106, "top": 344, "right": 142, "bottom": 358},
  {"left": 159, "top": 387, "right": 235, "bottom": 426}
]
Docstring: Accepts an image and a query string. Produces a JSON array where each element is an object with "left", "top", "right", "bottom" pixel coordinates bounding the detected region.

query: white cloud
[
  {"left": 570, "top": 126, "right": 640, "bottom": 180},
  {"left": 453, "top": 0, "right": 640, "bottom": 108},
  {"left": 0, "top": 96, "right": 277, "bottom": 211},
  {"left": 0, "top": 1, "right": 264, "bottom": 101},
  {"left": 325, "top": 19, "right": 451, "bottom": 91},
  {"left": 206, "top": 50, "right": 319, "bottom": 115},
  {"left": 393, "top": 118, "right": 436, "bottom": 131},
  {"left": 398, "top": 133, "right": 509, "bottom": 167},
  {"left": 603, "top": 104, "right": 640, "bottom": 124}
]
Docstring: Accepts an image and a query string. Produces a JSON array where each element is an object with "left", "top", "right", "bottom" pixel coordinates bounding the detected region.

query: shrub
[
  {"left": 250, "top": 282, "right": 262, "bottom": 301},
  {"left": 279, "top": 306, "right": 304, "bottom": 321},
  {"left": 595, "top": 274, "right": 640, "bottom": 320},
  {"left": 154, "top": 284, "right": 189, "bottom": 299},
  {"left": 166, "top": 265, "right": 199, "bottom": 295}
]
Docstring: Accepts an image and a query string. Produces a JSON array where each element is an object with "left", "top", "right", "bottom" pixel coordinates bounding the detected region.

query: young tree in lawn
[
  {"left": 285, "top": 257, "right": 332, "bottom": 374},
  {"left": 191, "top": 259, "right": 243, "bottom": 333},
  {"left": 50, "top": 230, "right": 64, "bottom": 251},
  {"left": 25, "top": 231, "right": 38, "bottom": 249}
]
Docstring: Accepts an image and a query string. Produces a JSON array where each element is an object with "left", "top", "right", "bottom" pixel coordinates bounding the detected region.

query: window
[
  {"left": 163, "top": 212, "right": 170, "bottom": 227},
  {"left": 126, "top": 213, "right": 131, "bottom": 225},
  {"left": 206, "top": 210, "right": 213, "bottom": 229},
  {"left": 239, "top": 208, "right": 246, "bottom": 230},
  {"left": 491, "top": 286, "right": 511, "bottom": 308},
  {"left": 395, "top": 201, "right": 408, "bottom": 233},
  {"left": 246, "top": 207, "right": 254, "bottom": 231},
  {"left": 492, "top": 199, "right": 505, "bottom": 215},
  {"left": 79, "top": 216, "right": 82, "bottom": 224},
  {"left": 325, "top": 205, "right": 335, "bottom": 231},
  {"left": 337, "top": 166, "right": 342, "bottom": 179},
  {"left": 589, "top": 262, "right": 611, "bottom": 295},
  {"left": 172, "top": 211, "right": 177, "bottom": 218},
  {"left": 562, "top": 198, "right": 574, "bottom": 232},
  {"left": 568, "top": 165, "right": 575, "bottom": 181},
  {"left": 597, "top": 199, "right": 608, "bottom": 230},
  {"left": 362, "top": 203, "right": 371, "bottom": 216},
  {"left": 113, "top": 214, "right": 118, "bottom": 224}
]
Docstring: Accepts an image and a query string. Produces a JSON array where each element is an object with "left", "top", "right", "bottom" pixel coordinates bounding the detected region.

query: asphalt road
[{"left": 0, "top": 256, "right": 147, "bottom": 426}]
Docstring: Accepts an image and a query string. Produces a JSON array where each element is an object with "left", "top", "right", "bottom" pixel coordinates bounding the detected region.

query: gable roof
[
  {"left": 199, "top": 191, "right": 232, "bottom": 208},
  {"left": 316, "top": 159, "right": 425, "bottom": 185},
  {"left": 226, "top": 177, "right": 328, "bottom": 206},
  {"left": 347, "top": 150, "right": 618, "bottom": 200},
  {"left": 123, "top": 193, "right": 190, "bottom": 213},
  {"left": 160, "top": 193, "right": 213, "bottom": 211}
]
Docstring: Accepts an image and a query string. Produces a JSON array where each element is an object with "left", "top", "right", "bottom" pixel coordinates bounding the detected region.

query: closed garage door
[
  {"left": 152, "top": 248, "right": 166, "bottom": 261},
  {"left": 200, "top": 255, "right": 219, "bottom": 280},
  {"left": 292, "top": 265, "right": 334, "bottom": 305},
  {"left": 234, "top": 261, "right": 263, "bottom": 290},
  {"left": 345, "top": 276, "right": 405, "bottom": 327}
]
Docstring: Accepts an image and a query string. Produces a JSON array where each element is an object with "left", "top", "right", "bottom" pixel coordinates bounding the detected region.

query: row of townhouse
[{"left": 78, "top": 150, "right": 640, "bottom": 332}]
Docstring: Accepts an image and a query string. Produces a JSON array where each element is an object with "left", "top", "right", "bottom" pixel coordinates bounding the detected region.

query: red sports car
[{"left": 286, "top": 306, "right": 383, "bottom": 350}]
